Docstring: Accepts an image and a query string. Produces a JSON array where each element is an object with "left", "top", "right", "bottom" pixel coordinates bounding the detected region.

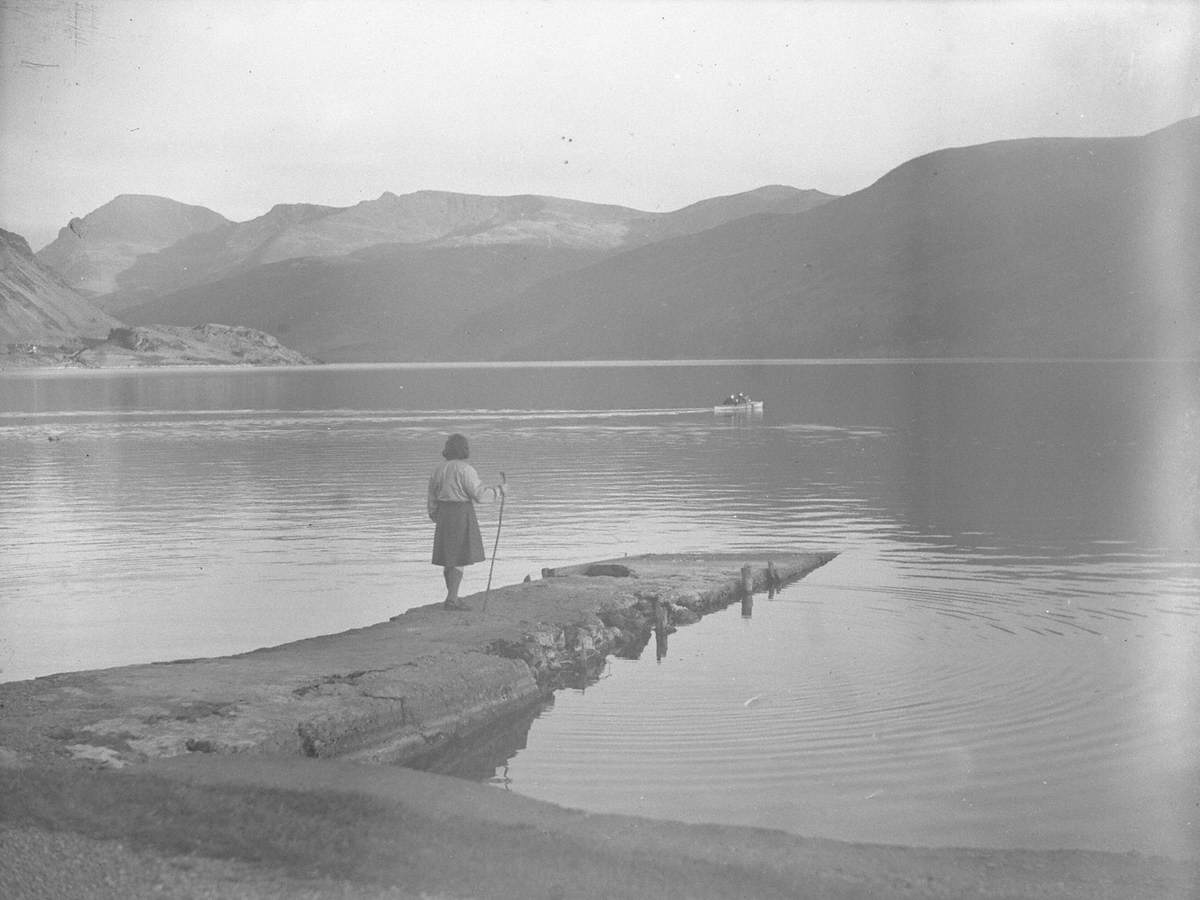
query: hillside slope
[
  {"left": 121, "top": 244, "right": 605, "bottom": 362},
  {"left": 0, "top": 228, "right": 119, "bottom": 345},
  {"left": 461, "top": 117, "right": 1199, "bottom": 360},
  {"left": 101, "top": 202, "right": 343, "bottom": 311},
  {"left": 626, "top": 184, "right": 834, "bottom": 246}
]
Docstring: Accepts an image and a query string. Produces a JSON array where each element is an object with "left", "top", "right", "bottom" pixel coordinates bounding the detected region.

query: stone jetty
[{"left": 0, "top": 552, "right": 834, "bottom": 770}]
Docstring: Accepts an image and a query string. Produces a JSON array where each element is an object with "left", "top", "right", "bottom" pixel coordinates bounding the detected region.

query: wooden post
[
  {"left": 740, "top": 564, "right": 754, "bottom": 595},
  {"left": 741, "top": 594, "right": 754, "bottom": 617},
  {"left": 767, "top": 560, "right": 779, "bottom": 598}
]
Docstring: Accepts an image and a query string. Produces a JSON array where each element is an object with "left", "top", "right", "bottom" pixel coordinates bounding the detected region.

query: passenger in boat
[{"left": 419, "top": 433, "right": 505, "bottom": 612}]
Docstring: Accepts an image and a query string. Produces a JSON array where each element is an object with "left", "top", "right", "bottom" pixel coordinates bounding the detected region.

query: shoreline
[
  {"left": 1, "top": 552, "right": 1195, "bottom": 898},
  {"left": 6, "top": 355, "right": 1198, "bottom": 375},
  {"left": 4, "top": 755, "right": 1195, "bottom": 900}
]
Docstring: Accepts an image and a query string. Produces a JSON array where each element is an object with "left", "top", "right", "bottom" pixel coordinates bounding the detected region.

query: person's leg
[{"left": 443, "top": 566, "right": 464, "bottom": 607}]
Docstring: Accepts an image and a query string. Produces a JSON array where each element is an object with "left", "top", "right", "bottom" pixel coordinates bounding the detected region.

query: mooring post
[
  {"left": 740, "top": 565, "right": 755, "bottom": 616},
  {"left": 767, "top": 560, "right": 780, "bottom": 598}
]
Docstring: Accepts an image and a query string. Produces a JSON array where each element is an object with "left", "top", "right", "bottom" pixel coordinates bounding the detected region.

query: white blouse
[{"left": 427, "top": 459, "right": 497, "bottom": 519}]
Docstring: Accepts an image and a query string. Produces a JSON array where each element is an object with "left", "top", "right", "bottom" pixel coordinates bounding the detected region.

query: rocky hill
[
  {"left": 458, "top": 116, "right": 1199, "bottom": 360},
  {"left": 0, "top": 227, "right": 119, "bottom": 346},
  {"left": 74, "top": 323, "right": 319, "bottom": 368},
  {"left": 262, "top": 191, "right": 639, "bottom": 259},
  {"left": 36, "top": 195, "right": 229, "bottom": 295}
]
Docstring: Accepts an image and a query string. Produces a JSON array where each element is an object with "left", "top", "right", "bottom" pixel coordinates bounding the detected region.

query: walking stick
[{"left": 483, "top": 472, "right": 506, "bottom": 611}]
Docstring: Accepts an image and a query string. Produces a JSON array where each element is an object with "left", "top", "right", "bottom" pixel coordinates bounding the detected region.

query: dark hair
[{"left": 442, "top": 433, "right": 470, "bottom": 460}]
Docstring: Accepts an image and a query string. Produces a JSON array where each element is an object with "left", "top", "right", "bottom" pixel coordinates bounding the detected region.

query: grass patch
[
  {"left": 0, "top": 766, "right": 812, "bottom": 898},
  {"left": 0, "top": 767, "right": 379, "bottom": 879}
]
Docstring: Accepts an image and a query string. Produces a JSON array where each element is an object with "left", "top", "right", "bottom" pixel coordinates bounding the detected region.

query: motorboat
[{"left": 714, "top": 394, "right": 764, "bottom": 414}]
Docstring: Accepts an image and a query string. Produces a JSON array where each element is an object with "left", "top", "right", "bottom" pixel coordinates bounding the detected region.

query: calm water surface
[{"left": 1, "top": 361, "right": 1197, "bottom": 858}]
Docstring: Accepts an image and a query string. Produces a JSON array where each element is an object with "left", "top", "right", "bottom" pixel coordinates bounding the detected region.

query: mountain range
[
  {"left": 10, "top": 116, "right": 1199, "bottom": 364},
  {"left": 61, "top": 185, "right": 829, "bottom": 312},
  {"left": 82, "top": 184, "right": 834, "bottom": 361},
  {"left": 456, "top": 116, "right": 1199, "bottom": 360}
]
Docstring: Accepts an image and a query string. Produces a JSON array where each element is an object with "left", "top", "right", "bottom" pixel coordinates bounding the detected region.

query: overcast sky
[{"left": 2, "top": 0, "right": 1197, "bottom": 249}]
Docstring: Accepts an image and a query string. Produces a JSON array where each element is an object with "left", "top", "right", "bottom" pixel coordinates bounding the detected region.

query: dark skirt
[{"left": 431, "top": 500, "right": 485, "bottom": 567}]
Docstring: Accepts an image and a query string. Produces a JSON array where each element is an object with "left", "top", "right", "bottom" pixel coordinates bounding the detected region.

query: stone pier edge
[{"left": 339, "top": 552, "right": 839, "bottom": 766}]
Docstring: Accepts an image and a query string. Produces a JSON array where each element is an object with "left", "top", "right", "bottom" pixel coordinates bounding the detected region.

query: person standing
[{"left": 426, "top": 433, "right": 504, "bottom": 610}]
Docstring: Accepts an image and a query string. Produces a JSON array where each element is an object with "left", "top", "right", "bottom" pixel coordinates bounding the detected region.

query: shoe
[{"left": 443, "top": 600, "right": 470, "bottom": 611}]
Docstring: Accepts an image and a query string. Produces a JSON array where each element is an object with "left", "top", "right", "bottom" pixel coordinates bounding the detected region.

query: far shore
[{"left": 5, "top": 352, "right": 1198, "bottom": 374}]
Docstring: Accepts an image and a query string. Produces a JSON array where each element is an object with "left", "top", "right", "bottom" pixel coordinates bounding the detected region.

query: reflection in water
[
  {"left": 1, "top": 361, "right": 1197, "bottom": 858},
  {"left": 406, "top": 698, "right": 550, "bottom": 784}
]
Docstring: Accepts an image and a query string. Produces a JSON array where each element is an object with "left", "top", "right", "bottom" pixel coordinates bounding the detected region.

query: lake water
[{"left": 1, "top": 360, "right": 1197, "bottom": 859}]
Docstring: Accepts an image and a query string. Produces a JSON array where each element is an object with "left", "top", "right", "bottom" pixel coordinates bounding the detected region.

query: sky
[{"left": 2, "top": 0, "right": 1198, "bottom": 250}]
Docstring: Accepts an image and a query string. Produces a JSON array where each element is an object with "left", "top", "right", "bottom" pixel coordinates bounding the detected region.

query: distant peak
[
  {"left": 51, "top": 218, "right": 87, "bottom": 242},
  {"left": 105, "top": 193, "right": 180, "bottom": 207},
  {"left": 264, "top": 201, "right": 338, "bottom": 215},
  {"left": 0, "top": 227, "right": 34, "bottom": 258},
  {"left": 87, "top": 194, "right": 230, "bottom": 221},
  {"left": 376, "top": 189, "right": 503, "bottom": 202}
]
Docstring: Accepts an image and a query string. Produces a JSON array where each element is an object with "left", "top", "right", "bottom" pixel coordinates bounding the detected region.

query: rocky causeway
[{"left": 1, "top": 551, "right": 1195, "bottom": 898}]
